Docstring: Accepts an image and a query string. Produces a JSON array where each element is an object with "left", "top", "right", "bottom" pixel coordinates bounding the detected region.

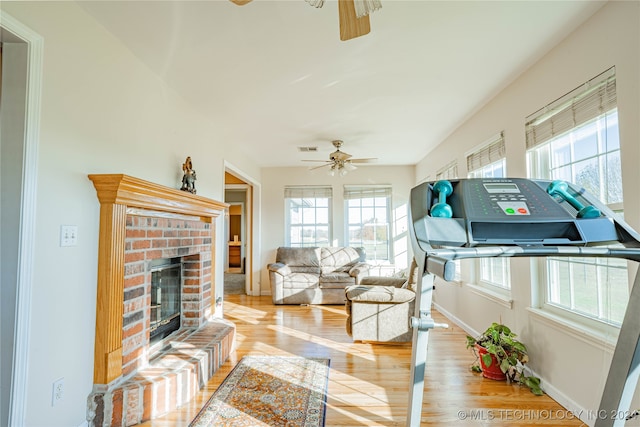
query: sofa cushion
[
  {"left": 276, "top": 247, "right": 321, "bottom": 274},
  {"left": 282, "top": 273, "right": 320, "bottom": 289},
  {"left": 345, "top": 285, "right": 415, "bottom": 304},
  {"left": 319, "top": 272, "right": 354, "bottom": 288},
  {"left": 320, "top": 247, "right": 364, "bottom": 274}
]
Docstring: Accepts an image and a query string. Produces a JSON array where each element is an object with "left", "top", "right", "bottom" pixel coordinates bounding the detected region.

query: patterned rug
[{"left": 190, "top": 356, "right": 330, "bottom": 427}]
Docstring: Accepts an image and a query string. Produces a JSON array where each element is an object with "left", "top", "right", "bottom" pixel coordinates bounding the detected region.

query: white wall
[
  {"left": 0, "top": 3, "right": 261, "bottom": 426},
  {"left": 260, "top": 165, "right": 415, "bottom": 295},
  {"left": 414, "top": 1, "right": 639, "bottom": 422}
]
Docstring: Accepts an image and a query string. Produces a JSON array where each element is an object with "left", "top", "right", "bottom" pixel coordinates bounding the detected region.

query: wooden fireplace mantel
[{"left": 88, "top": 174, "right": 227, "bottom": 384}]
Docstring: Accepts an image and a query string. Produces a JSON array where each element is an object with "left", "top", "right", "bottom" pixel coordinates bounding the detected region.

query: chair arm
[
  {"left": 359, "top": 276, "right": 407, "bottom": 288},
  {"left": 349, "top": 262, "right": 371, "bottom": 279},
  {"left": 345, "top": 285, "right": 415, "bottom": 304},
  {"left": 267, "top": 262, "right": 291, "bottom": 276}
]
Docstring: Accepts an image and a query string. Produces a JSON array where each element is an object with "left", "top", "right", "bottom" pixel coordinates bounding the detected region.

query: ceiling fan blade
[
  {"left": 350, "top": 158, "right": 378, "bottom": 163},
  {"left": 338, "top": 0, "right": 370, "bottom": 41},
  {"left": 302, "top": 160, "right": 332, "bottom": 163},
  {"left": 229, "top": 0, "right": 253, "bottom": 5},
  {"left": 309, "top": 163, "right": 332, "bottom": 171}
]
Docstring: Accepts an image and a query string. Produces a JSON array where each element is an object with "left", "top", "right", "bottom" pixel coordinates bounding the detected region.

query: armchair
[{"left": 345, "top": 259, "right": 418, "bottom": 342}]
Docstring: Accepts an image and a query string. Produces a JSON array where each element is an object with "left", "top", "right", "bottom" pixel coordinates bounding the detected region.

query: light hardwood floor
[{"left": 139, "top": 295, "right": 585, "bottom": 426}]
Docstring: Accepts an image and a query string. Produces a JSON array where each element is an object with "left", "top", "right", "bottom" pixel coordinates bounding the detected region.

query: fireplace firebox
[{"left": 149, "top": 258, "right": 181, "bottom": 344}]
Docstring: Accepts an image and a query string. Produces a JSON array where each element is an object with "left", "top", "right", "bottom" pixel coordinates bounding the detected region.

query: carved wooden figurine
[{"left": 181, "top": 156, "right": 197, "bottom": 194}]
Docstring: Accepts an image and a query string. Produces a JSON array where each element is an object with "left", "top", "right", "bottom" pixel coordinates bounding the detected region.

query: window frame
[
  {"left": 525, "top": 68, "right": 626, "bottom": 331},
  {"left": 344, "top": 185, "right": 393, "bottom": 263},
  {"left": 284, "top": 186, "right": 333, "bottom": 247}
]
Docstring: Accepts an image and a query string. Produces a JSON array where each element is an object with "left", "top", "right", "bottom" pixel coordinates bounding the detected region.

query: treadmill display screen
[{"left": 483, "top": 183, "right": 520, "bottom": 194}]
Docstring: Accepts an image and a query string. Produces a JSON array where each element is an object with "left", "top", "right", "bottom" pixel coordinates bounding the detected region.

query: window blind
[
  {"left": 466, "top": 132, "right": 505, "bottom": 172},
  {"left": 284, "top": 186, "right": 332, "bottom": 198},
  {"left": 343, "top": 185, "right": 392, "bottom": 200},
  {"left": 525, "top": 67, "right": 617, "bottom": 150},
  {"left": 435, "top": 161, "right": 458, "bottom": 180}
]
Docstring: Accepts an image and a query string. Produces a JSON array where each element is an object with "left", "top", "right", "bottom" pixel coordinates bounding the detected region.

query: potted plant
[{"left": 465, "top": 322, "right": 543, "bottom": 395}]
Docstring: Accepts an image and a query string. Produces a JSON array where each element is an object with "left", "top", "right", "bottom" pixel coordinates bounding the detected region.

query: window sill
[
  {"left": 526, "top": 307, "right": 618, "bottom": 352},
  {"left": 466, "top": 283, "right": 513, "bottom": 309}
]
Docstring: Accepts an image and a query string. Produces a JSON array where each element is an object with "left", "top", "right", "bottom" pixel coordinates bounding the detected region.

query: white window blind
[
  {"left": 526, "top": 67, "right": 616, "bottom": 150},
  {"left": 466, "top": 132, "right": 505, "bottom": 172},
  {"left": 343, "top": 185, "right": 392, "bottom": 199},
  {"left": 435, "top": 161, "right": 458, "bottom": 180},
  {"left": 284, "top": 186, "right": 332, "bottom": 198}
]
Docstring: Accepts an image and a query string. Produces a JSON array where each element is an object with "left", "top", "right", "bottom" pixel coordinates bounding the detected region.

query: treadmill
[{"left": 407, "top": 178, "right": 640, "bottom": 427}]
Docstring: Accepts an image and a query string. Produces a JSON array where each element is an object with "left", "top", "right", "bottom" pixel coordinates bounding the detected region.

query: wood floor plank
[{"left": 138, "top": 295, "right": 584, "bottom": 426}]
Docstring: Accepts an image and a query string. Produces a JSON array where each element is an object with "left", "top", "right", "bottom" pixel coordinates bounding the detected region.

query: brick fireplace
[{"left": 87, "top": 175, "right": 235, "bottom": 426}]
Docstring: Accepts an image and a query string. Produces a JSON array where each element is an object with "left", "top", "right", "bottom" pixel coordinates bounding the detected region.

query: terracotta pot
[{"left": 476, "top": 343, "right": 506, "bottom": 381}]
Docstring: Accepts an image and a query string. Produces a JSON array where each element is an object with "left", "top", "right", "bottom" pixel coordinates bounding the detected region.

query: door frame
[
  {"left": 223, "top": 162, "right": 260, "bottom": 297},
  {"left": 0, "top": 11, "right": 43, "bottom": 426}
]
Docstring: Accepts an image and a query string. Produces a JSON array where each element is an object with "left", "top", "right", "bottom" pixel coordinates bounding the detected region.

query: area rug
[{"left": 190, "top": 356, "right": 330, "bottom": 427}]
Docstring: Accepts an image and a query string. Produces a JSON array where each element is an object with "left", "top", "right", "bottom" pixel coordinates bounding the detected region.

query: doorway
[{"left": 224, "top": 171, "right": 252, "bottom": 295}]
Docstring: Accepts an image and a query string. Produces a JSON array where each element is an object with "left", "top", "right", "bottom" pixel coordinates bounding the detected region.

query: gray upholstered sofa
[
  {"left": 344, "top": 259, "right": 418, "bottom": 342},
  {"left": 268, "top": 246, "right": 370, "bottom": 305}
]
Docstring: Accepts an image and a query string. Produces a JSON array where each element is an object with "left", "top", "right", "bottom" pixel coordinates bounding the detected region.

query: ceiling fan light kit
[{"left": 230, "top": 0, "right": 381, "bottom": 41}]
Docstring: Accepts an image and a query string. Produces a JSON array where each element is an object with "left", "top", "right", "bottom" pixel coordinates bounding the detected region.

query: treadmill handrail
[{"left": 426, "top": 245, "right": 640, "bottom": 262}]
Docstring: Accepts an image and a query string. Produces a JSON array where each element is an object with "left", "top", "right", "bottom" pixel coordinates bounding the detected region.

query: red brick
[
  {"left": 142, "top": 384, "right": 152, "bottom": 421},
  {"left": 132, "top": 240, "right": 151, "bottom": 250},
  {"left": 123, "top": 321, "right": 144, "bottom": 339},
  {"left": 125, "top": 251, "right": 145, "bottom": 263},
  {"left": 111, "top": 388, "right": 124, "bottom": 427},
  {"left": 145, "top": 249, "right": 163, "bottom": 260},
  {"left": 152, "top": 239, "right": 167, "bottom": 248},
  {"left": 122, "top": 346, "right": 143, "bottom": 366},
  {"left": 147, "top": 229, "right": 163, "bottom": 238},
  {"left": 124, "top": 274, "right": 145, "bottom": 288},
  {"left": 126, "top": 229, "right": 146, "bottom": 238}
]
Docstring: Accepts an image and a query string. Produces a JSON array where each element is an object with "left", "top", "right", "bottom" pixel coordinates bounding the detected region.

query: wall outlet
[
  {"left": 60, "top": 225, "right": 78, "bottom": 247},
  {"left": 52, "top": 377, "right": 64, "bottom": 406}
]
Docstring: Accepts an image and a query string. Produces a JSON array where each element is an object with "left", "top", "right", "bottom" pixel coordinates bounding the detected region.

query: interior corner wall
[
  {"left": 414, "top": 1, "right": 639, "bottom": 421},
  {"left": 260, "top": 165, "right": 415, "bottom": 296},
  {"left": 0, "top": 3, "right": 260, "bottom": 426}
]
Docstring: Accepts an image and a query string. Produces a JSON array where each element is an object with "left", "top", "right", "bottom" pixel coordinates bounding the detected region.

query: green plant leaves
[
  {"left": 481, "top": 353, "right": 493, "bottom": 368},
  {"left": 466, "top": 322, "right": 544, "bottom": 396}
]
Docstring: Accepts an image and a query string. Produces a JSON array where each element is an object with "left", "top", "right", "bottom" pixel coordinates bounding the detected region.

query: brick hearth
[{"left": 87, "top": 175, "right": 234, "bottom": 426}]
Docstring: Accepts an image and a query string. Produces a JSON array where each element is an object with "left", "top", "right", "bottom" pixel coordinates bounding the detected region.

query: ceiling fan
[
  {"left": 303, "top": 140, "right": 377, "bottom": 175},
  {"left": 228, "top": 0, "right": 381, "bottom": 41}
]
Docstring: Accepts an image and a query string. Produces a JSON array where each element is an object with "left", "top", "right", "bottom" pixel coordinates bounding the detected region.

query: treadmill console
[{"left": 411, "top": 178, "right": 617, "bottom": 247}]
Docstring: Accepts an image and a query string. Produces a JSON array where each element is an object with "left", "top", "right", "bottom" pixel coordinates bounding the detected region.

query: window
[
  {"left": 285, "top": 186, "right": 332, "bottom": 247},
  {"left": 526, "top": 67, "right": 627, "bottom": 326},
  {"left": 435, "top": 161, "right": 458, "bottom": 181},
  {"left": 344, "top": 186, "right": 392, "bottom": 262},
  {"left": 467, "top": 133, "right": 510, "bottom": 290}
]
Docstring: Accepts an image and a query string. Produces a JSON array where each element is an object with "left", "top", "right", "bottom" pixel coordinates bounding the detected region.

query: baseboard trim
[{"left": 432, "top": 301, "right": 592, "bottom": 426}]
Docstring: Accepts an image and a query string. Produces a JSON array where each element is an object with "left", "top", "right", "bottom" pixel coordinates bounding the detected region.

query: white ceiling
[{"left": 79, "top": 0, "right": 605, "bottom": 168}]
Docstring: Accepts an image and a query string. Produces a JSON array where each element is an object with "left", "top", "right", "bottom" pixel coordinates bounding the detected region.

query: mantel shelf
[{"left": 88, "top": 174, "right": 228, "bottom": 218}]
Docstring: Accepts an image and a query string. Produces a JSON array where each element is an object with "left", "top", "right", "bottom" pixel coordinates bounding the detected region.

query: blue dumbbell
[
  {"left": 547, "top": 180, "right": 600, "bottom": 219},
  {"left": 431, "top": 180, "right": 453, "bottom": 218}
]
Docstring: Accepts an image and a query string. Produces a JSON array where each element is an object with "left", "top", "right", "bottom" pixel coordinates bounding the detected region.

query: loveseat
[{"left": 268, "top": 246, "right": 370, "bottom": 305}]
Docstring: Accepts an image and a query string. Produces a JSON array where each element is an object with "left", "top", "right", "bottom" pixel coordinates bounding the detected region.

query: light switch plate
[{"left": 60, "top": 225, "right": 78, "bottom": 247}]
